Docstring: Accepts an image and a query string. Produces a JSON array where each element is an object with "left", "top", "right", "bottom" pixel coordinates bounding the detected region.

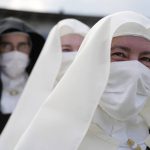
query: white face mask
[
  {"left": 0, "top": 51, "right": 29, "bottom": 79},
  {"left": 99, "top": 61, "right": 150, "bottom": 121},
  {"left": 55, "top": 52, "right": 77, "bottom": 85}
]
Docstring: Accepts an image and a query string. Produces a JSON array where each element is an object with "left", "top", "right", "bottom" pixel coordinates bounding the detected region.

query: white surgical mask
[
  {"left": 99, "top": 61, "right": 150, "bottom": 121},
  {"left": 54, "top": 51, "right": 77, "bottom": 86},
  {"left": 0, "top": 51, "right": 29, "bottom": 79}
]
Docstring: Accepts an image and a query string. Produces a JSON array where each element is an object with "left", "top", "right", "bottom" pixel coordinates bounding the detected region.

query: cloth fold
[
  {"left": 1, "top": 11, "right": 150, "bottom": 150},
  {"left": 0, "top": 18, "right": 89, "bottom": 150}
]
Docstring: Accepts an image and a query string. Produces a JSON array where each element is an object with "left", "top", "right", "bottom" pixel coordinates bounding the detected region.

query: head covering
[
  {"left": 0, "top": 17, "right": 45, "bottom": 74},
  {"left": 6, "top": 11, "right": 150, "bottom": 150},
  {"left": 58, "top": 18, "right": 89, "bottom": 37},
  {"left": 0, "top": 17, "right": 45, "bottom": 134},
  {"left": 0, "top": 18, "right": 89, "bottom": 150}
]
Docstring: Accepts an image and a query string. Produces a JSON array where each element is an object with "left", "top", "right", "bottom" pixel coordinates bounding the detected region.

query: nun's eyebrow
[
  {"left": 111, "top": 45, "right": 130, "bottom": 52},
  {"left": 140, "top": 51, "right": 150, "bottom": 55},
  {"left": 62, "top": 44, "right": 71, "bottom": 47}
]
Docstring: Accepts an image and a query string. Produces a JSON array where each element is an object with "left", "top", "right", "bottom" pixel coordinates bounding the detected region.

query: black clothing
[
  {"left": 147, "top": 147, "right": 150, "bottom": 150},
  {"left": 0, "top": 112, "right": 10, "bottom": 133}
]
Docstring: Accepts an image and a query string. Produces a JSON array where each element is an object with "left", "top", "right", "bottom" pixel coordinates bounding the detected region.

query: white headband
[
  {"left": 113, "top": 22, "right": 150, "bottom": 40},
  {"left": 58, "top": 18, "right": 90, "bottom": 37}
]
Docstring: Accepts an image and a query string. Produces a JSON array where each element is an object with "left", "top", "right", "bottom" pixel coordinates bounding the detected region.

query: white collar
[
  {"left": 1, "top": 73, "right": 28, "bottom": 114},
  {"left": 92, "top": 106, "right": 149, "bottom": 149},
  {"left": 1, "top": 72, "right": 28, "bottom": 90}
]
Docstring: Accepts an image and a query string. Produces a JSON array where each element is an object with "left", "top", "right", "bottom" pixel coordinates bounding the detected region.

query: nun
[
  {"left": 0, "top": 18, "right": 89, "bottom": 150},
  {"left": 9, "top": 11, "right": 150, "bottom": 150},
  {"left": 0, "top": 17, "right": 45, "bottom": 133}
]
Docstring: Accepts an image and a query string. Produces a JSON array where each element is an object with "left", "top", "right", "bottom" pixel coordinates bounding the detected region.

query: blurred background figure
[
  {"left": 54, "top": 19, "right": 90, "bottom": 86},
  {"left": 0, "top": 18, "right": 89, "bottom": 150},
  {"left": 0, "top": 17, "right": 45, "bottom": 133}
]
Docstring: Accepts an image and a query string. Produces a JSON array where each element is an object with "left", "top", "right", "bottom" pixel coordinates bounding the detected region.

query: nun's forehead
[{"left": 113, "top": 22, "right": 150, "bottom": 40}]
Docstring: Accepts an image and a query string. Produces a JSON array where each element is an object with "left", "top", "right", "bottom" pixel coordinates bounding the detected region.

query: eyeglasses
[{"left": 0, "top": 42, "right": 31, "bottom": 54}]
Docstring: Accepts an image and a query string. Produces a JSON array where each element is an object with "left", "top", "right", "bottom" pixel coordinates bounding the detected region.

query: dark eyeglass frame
[{"left": 0, "top": 41, "right": 31, "bottom": 54}]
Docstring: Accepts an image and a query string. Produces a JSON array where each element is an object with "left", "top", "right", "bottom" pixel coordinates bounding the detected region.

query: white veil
[
  {"left": 0, "top": 18, "right": 89, "bottom": 150},
  {"left": 1, "top": 11, "right": 150, "bottom": 150}
]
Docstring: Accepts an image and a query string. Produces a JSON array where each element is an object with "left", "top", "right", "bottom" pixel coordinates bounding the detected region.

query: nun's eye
[
  {"left": 111, "top": 52, "right": 126, "bottom": 58},
  {"left": 111, "top": 46, "right": 129, "bottom": 61},
  {"left": 140, "top": 56, "right": 150, "bottom": 62},
  {"left": 62, "top": 48, "right": 72, "bottom": 52},
  {"left": 111, "top": 52, "right": 128, "bottom": 61},
  {"left": 139, "top": 56, "right": 150, "bottom": 69}
]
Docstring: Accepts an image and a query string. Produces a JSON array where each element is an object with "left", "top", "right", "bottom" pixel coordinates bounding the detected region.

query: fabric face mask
[
  {"left": 99, "top": 60, "right": 150, "bottom": 121},
  {"left": 55, "top": 51, "right": 77, "bottom": 85},
  {"left": 0, "top": 51, "right": 29, "bottom": 79}
]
